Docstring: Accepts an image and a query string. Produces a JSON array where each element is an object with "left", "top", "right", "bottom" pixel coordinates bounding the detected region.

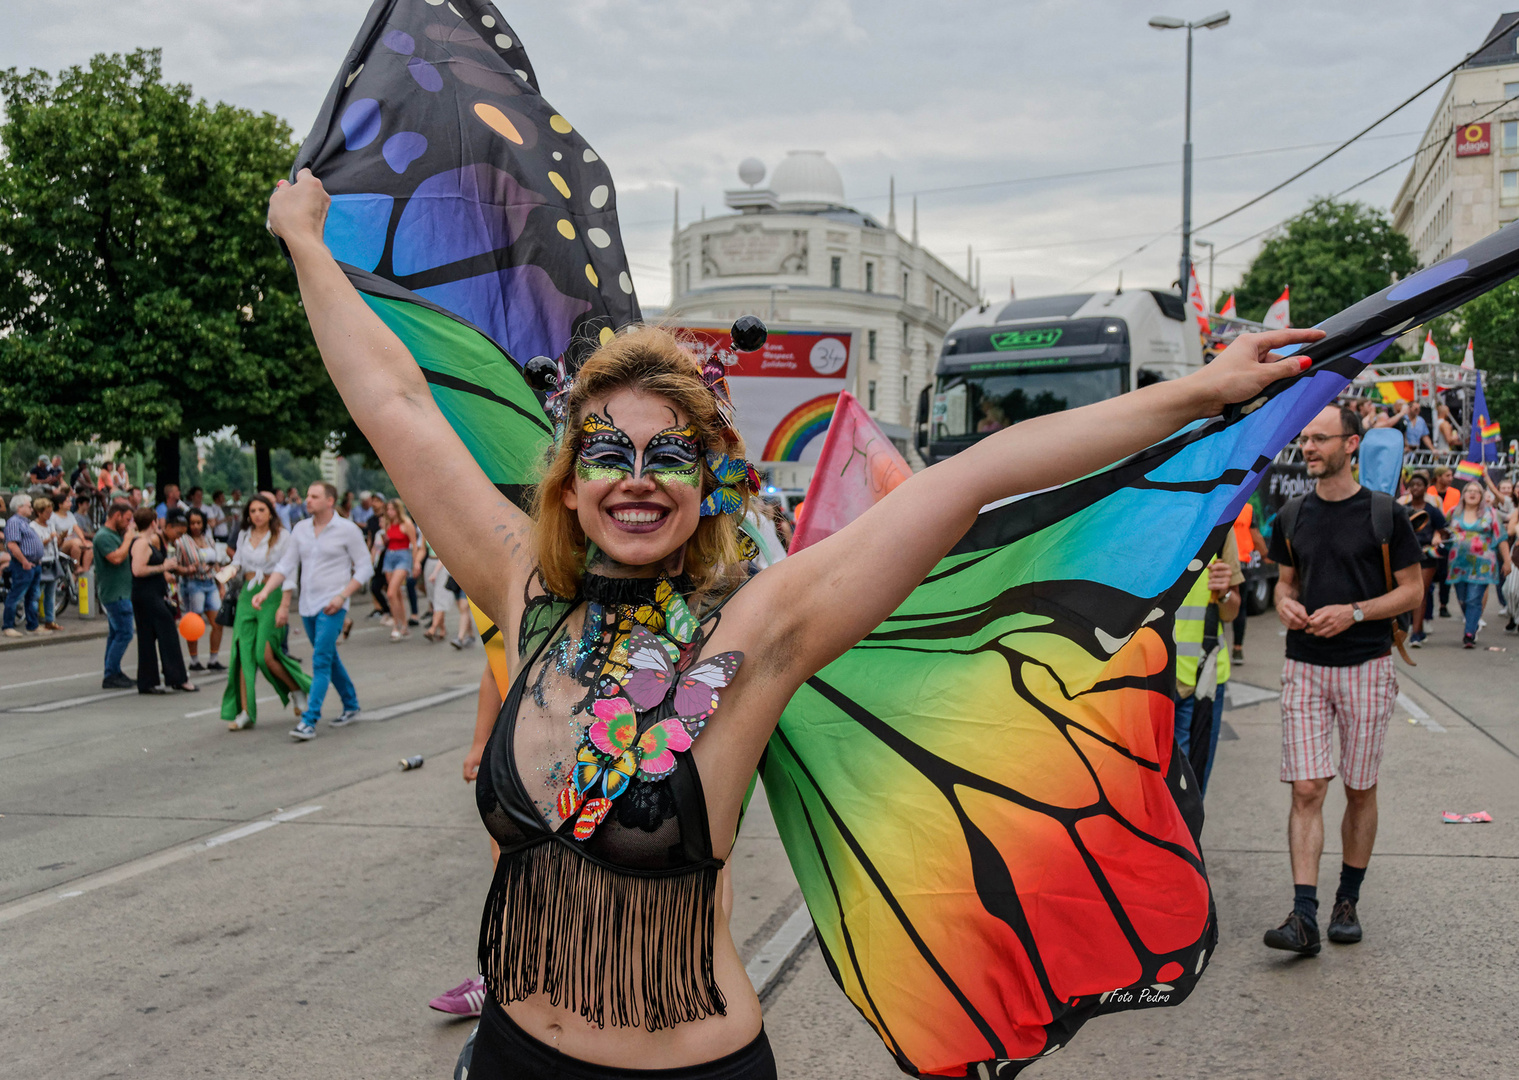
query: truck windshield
[{"left": 933, "top": 364, "right": 1129, "bottom": 438}]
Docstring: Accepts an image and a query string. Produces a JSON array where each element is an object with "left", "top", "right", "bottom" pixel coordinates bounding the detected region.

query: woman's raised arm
[
  {"left": 752, "top": 327, "right": 1325, "bottom": 684},
  {"left": 266, "top": 170, "right": 530, "bottom": 626}
]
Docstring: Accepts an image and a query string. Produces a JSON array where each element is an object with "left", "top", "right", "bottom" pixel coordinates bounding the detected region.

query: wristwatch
[{"left": 1351, "top": 603, "right": 1365, "bottom": 623}]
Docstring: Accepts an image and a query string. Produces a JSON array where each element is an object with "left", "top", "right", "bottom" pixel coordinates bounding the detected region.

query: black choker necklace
[{"left": 581, "top": 573, "right": 692, "bottom": 606}]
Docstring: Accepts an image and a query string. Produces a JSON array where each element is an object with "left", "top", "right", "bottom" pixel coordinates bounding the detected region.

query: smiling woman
[{"left": 532, "top": 328, "right": 753, "bottom": 602}]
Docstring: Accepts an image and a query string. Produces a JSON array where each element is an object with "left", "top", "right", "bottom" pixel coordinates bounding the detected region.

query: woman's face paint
[
  {"left": 576, "top": 412, "right": 637, "bottom": 484},
  {"left": 564, "top": 390, "right": 705, "bottom": 574}
]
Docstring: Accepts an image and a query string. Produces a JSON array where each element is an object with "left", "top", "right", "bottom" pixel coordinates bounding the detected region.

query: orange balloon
[{"left": 178, "top": 612, "right": 206, "bottom": 642}]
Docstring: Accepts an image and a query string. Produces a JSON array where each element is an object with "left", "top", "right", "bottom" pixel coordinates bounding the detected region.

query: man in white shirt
[{"left": 254, "top": 481, "right": 373, "bottom": 741}]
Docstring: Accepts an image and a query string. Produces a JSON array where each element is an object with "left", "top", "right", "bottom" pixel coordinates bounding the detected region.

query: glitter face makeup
[
  {"left": 576, "top": 411, "right": 637, "bottom": 483},
  {"left": 575, "top": 414, "right": 700, "bottom": 488},
  {"left": 642, "top": 424, "right": 700, "bottom": 488}
]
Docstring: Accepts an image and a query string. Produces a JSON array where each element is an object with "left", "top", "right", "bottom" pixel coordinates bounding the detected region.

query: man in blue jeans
[
  {"left": 4, "top": 493, "right": 45, "bottom": 637},
  {"left": 90, "top": 499, "right": 141, "bottom": 686},
  {"left": 254, "top": 481, "right": 373, "bottom": 741}
]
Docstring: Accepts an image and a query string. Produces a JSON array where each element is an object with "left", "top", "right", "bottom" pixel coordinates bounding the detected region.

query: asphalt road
[{"left": 2, "top": 608, "right": 1517, "bottom": 1078}]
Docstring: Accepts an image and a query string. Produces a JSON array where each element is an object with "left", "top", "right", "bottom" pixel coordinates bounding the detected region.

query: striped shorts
[{"left": 1280, "top": 656, "right": 1397, "bottom": 789}]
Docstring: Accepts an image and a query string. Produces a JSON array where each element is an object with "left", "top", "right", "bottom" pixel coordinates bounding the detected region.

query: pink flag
[
  {"left": 791, "top": 391, "right": 912, "bottom": 552},
  {"left": 1262, "top": 287, "right": 1290, "bottom": 329}
]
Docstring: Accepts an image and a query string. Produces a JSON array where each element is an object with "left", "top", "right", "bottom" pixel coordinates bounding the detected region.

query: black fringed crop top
[{"left": 475, "top": 576, "right": 741, "bottom": 1032}]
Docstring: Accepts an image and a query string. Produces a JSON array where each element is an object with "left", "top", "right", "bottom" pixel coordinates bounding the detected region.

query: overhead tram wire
[
  {"left": 1191, "top": 13, "right": 1519, "bottom": 236},
  {"left": 1211, "top": 93, "right": 1519, "bottom": 260},
  {"left": 613, "top": 133, "right": 1422, "bottom": 232}
]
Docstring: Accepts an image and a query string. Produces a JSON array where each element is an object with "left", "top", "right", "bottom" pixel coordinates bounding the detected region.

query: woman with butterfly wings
[{"left": 267, "top": 169, "right": 1320, "bottom": 1080}]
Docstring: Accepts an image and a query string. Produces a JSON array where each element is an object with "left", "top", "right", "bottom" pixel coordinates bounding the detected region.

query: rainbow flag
[
  {"left": 1376, "top": 380, "right": 1414, "bottom": 404},
  {"left": 1457, "top": 460, "right": 1486, "bottom": 479},
  {"left": 1482, "top": 419, "right": 1502, "bottom": 441}
]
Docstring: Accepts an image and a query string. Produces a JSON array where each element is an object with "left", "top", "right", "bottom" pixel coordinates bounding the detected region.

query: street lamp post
[{"left": 1149, "top": 11, "right": 1230, "bottom": 297}]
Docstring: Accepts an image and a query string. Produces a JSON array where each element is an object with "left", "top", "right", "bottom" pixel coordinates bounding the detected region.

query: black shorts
[{"left": 464, "top": 996, "right": 777, "bottom": 1080}]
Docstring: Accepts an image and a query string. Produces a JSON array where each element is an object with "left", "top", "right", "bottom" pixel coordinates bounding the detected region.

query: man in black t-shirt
[{"left": 1263, "top": 405, "right": 1423, "bottom": 956}]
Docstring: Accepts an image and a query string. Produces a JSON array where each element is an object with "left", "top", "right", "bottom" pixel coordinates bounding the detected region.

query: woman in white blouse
[{"left": 218, "top": 494, "right": 311, "bottom": 731}]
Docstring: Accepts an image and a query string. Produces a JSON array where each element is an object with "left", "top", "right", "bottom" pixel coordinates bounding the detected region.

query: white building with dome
[{"left": 664, "top": 151, "right": 979, "bottom": 479}]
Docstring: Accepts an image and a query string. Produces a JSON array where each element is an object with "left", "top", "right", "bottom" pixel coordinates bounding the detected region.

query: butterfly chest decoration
[{"left": 553, "top": 586, "right": 744, "bottom": 841}]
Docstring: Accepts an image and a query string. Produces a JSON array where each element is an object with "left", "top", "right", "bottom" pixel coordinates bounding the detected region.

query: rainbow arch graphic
[{"left": 763, "top": 393, "right": 839, "bottom": 462}]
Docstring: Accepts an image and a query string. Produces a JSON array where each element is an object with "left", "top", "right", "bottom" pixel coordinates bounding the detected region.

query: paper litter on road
[{"left": 1442, "top": 811, "right": 1493, "bottom": 824}]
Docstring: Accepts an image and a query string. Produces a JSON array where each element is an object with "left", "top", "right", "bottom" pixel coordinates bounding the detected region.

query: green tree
[
  {"left": 0, "top": 50, "right": 355, "bottom": 493},
  {"left": 1234, "top": 198, "right": 1419, "bottom": 329},
  {"left": 1424, "top": 279, "right": 1519, "bottom": 441}
]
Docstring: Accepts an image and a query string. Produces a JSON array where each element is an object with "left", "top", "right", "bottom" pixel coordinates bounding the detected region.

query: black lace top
[{"left": 475, "top": 574, "right": 741, "bottom": 1031}]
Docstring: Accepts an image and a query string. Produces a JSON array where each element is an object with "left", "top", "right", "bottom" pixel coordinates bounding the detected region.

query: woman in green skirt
[{"left": 220, "top": 494, "right": 311, "bottom": 730}]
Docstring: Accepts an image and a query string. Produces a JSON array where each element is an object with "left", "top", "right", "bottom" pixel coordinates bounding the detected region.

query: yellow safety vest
[{"left": 1174, "top": 570, "right": 1229, "bottom": 691}]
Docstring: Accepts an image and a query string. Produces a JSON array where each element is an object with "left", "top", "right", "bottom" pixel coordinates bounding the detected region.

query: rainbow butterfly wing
[
  {"left": 672, "top": 652, "right": 744, "bottom": 722},
  {"left": 762, "top": 231, "right": 1519, "bottom": 1077}
]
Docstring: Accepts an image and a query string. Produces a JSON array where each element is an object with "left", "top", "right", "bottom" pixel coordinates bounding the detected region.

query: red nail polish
[{"left": 1298, "top": 357, "right": 1311, "bottom": 372}]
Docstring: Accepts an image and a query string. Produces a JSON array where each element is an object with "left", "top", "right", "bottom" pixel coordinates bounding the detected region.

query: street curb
[{"left": 0, "top": 627, "right": 108, "bottom": 652}]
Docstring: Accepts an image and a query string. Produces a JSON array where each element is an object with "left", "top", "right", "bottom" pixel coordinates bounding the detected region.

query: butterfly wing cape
[
  {"left": 293, "top": 5, "right": 1519, "bottom": 1074},
  {"left": 294, "top": 0, "right": 644, "bottom": 687},
  {"left": 760, "top": 229, "right": 1519, "bottom": 1077}
]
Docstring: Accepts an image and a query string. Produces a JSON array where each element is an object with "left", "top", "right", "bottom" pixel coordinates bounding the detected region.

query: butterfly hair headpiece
[{"left": 522, "top": 316, "right": 768, "bottom": 451}]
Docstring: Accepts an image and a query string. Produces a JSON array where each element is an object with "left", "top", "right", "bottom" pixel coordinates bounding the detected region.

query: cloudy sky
[{"left": 3, "top": 1, "right": 1504, "bottom": 308}]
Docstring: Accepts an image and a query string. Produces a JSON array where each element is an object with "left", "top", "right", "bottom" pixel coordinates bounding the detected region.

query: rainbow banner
[
  {"left": 763, "top": 392, "right": 840, "bottom": 461},
  {"left": 1482, "top": 419, "right": 1502, "bottom": 441},
  {"left": 1457, "top": 460, "right": 1486, "bottom": 479}
]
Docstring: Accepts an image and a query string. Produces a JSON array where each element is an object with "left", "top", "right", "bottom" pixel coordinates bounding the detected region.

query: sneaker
[
  {"left": 1230, "top": 645, "right": 1243, "bottom": 663},
  {"left": 103, "top": 674, "right": 135, "bottom": 689},
  {"left": 1463, "top": 633, "right": 1476, "bottom": 649},
  {"left": 188, "top": 660, "right": 205, "bottom": 672},
  {"left": 207, "top": 660, "right": 226, "bottom": 671},
  {"left": 290, "top": 722, "right": 317, "bottom": 742},
  {"left": 331, "top": 708, "right": 361, "bottom": 727},
  {"left": 290, "top": 689, "right": 308, "bottom": 718},
  {"left": 228, "top": 711, "right": 253, "bottom": 731},
  {"left": 1506, "top": 621, "right": 1517, "bottom": 635},
  {"left": 429, "top": 976, "right": 486, "bottom": 1017},
  {"left": 1440, "top": 605, "right": 1452, "bottom": 618},
  {"left": 1327, "top": 898, "right": 1362, "bottom": 944},
  {"left": 1, "top": 628, "right": 21, "bottom": 638},
  {"left": 1410, "top": 634, "right": 1423, "bottom": 648},
  {"left": 42, "top": 622, "right": 63, "bottom": 632},
  {"left": 1263, "top": 911, "right": 1321, "bottom": 955}
]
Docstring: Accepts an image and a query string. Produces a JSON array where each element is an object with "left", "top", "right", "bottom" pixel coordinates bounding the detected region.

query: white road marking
[
  {"left": 1226, "top": 682, "right": 1280, "bottom": 709},
  {"left": 10, "top": 690, "right": 136, "bottom": 713},
  {"left": 1397, "top": 691, "right": 1446, "bottom": 732},
  {"left": 0, "top": 805, "right": 323, "bottom": 925},
  {"left": 0, "top": 671, "right": 95, "bottom": 691},
  {"left": 184, "top": 694, "right": 277, "bottom": 719},
  {"left": 747, "top": 903, "right": 815, "bottom": 996},
  {"left": 360, "top": 685, "right": 474, "bottom": 721}
]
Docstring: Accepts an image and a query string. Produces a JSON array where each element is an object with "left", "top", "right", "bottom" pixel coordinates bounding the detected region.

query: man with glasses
[{"left": 1263, "top": 405, "right": 1423, "bottom": 955}]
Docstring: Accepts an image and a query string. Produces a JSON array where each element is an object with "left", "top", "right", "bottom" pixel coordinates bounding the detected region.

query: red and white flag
[
  {"left": 1186, "top": 264, "right": 1209, "bottom": 338},
  {"left": 1219, "top": 293, "right": 1236, "bottom": 318},
  {"left": 1262, "top": 287, "right": 1290, "bottom": 329},
  {"left": 1421, "top": 330, "right": 1440, "bottom": 364},
  {"left": 1462, "top": 337, "right": 1476, "bottom": 369},
  {"left": 790, "top": 391, "right": 912, "bottom": 552}
]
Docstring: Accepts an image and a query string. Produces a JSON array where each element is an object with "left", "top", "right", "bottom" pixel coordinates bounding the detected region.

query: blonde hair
[
  {"left": 531, "top": 326, "right": 750, "bottom": 601},
  {"left": 385, "top": 498, "right": 412, "bottom": 526}
]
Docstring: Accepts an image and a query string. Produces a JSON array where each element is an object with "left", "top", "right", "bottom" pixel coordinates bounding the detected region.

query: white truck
[{"left": 917, "top": 289, "right": 1205, "bottom": 465}]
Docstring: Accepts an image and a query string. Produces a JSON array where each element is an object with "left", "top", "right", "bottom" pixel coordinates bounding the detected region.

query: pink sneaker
[{"left": 428, "top": 975, "right": 486, "bottom": 1017}]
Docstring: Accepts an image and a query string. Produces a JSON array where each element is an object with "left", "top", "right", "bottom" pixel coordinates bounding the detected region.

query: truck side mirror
[{"left": 916, "top": 386, "right": 931, "bottom": 456}]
